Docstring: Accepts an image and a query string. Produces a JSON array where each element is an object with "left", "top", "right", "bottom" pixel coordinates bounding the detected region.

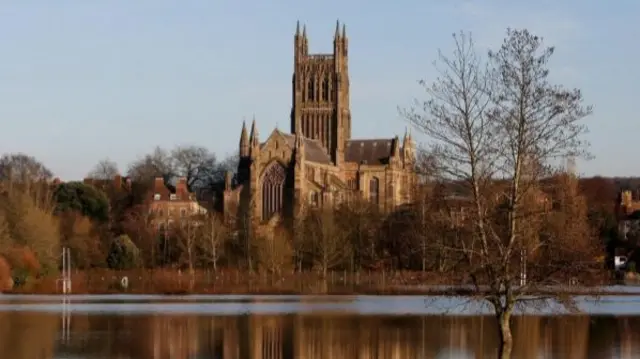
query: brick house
[{"left": 148, "top": 177, "right": 208, "bottom": 233}]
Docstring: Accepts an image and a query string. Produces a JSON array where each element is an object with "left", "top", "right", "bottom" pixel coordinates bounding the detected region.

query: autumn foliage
[
  {"left": 0, "top": 256, "right": 11, "bottom": 291},
  {"left": 0, "top": 136, "right": 617, "bottom": 296}
]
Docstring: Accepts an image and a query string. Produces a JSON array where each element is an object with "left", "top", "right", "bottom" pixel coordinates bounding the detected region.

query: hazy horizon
[{"left": 1, "top": 1, "right": 637, "bottom": 180}]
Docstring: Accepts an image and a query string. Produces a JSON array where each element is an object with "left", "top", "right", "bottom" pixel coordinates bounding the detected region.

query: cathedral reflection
[{"left": 35, "top": 313, "right": 640, "bottom": 359}]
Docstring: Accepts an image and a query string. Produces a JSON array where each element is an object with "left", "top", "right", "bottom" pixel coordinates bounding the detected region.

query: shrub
[
  {"left": 0, "top": 255, "right": 12, "bottom": 291},
  {"left": 1, "top": 246, "right": 42, "bottom": 287},
  {"left": 107, "top": 235, "right": 141, "bottom": 270}
]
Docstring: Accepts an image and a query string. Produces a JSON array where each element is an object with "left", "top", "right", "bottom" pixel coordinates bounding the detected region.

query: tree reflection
[{"left": 1, "top": 312, "right": 639, "bottom": 358}]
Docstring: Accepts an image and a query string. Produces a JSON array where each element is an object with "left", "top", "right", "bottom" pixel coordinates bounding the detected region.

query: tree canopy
[{"left": 54, "top": 182, "right": 110, "bottom": 223}]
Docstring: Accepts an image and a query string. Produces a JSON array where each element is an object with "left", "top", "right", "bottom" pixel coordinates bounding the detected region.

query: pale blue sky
[{"left": 0, "top": 1, "right": 637, "bottom": 180}]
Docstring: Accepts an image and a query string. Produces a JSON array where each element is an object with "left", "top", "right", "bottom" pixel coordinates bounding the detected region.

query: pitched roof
[
  {"left": 262, "top": 130, "right": 332, "bottom": 164},
  {"left": 345, "top": 138, "right": 397, "bottom": 165}
]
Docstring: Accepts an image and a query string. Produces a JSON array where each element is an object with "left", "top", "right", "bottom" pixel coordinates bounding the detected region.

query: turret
[
  {"left": 239, "top": 120, "right": 249, "bottom": 157},
  {"left": 294, "top": 21, "right": 308, "bottom": 65},
  {"left": 390, "top": 136, "right": 401, "bottom": 166},
  {"left": 333, "top": 20, "right": 344, "bottom": 68},
  {"left": 249, "top": 117, "right": 260, "bottom": 158},
  {"left": 402, "top": 128, "right": 415, "bottom": 168},
  {"left": 334, "top": 20, "right": 348, "bottom": 71}
]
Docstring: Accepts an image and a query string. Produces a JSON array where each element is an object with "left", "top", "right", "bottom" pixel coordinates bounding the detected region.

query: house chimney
[
  {"left": 113, "top": 174, "right": 122, "bottom": 189},
  {"left": 176, "top": 177, "right": 188, "bottom": 194},
  {"left": 154, "top": 177, "right": 164, "bottom": 191}
]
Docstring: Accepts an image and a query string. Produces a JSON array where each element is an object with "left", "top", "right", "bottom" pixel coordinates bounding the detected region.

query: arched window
[
  {"left": 261, "top": 163, "right": 286, "bottom": 220},
  {"left": 307, "top": 79, "right": 315, "bottom": 101},
  {"left": 321, "top": 77, "right": 330, "bottom": 101},
  {"left": 369, "top": 177, "right": 379, "bottom": 205}
]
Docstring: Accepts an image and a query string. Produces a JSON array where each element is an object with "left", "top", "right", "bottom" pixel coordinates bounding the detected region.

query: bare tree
[
  {"left": 401, "top": 30, "right": 599, "bottom": 359},
  {"left": 200, "top": 214, "right": 228, "bottom": 271},
  {"left": 255, "top": 225, "right": 293, "bottom": 275},
  {"left": 234, "top": 196, "right": 256, "bottom": 272},
  {"left": 171, "top": 145, "right": 218, "bottom": 191},
  {"left": 127, "top": 145, "right": 227, "bottom": 194},
  {"left": 88, "top": 158, "right": 119, "bottom": 179},
  {"left": 302, "top": 208, "right": 351, "bottom": 277},
  {"left": 342, "top": 201, "right": 381, "bottom": 270},
  {"left": 216, "top": 154, "right": 239, "bottom": 178},
  {"left": 126, "top": 147, "right": 175, "bottom": 182},
  {"left": 0, "top": 153, "right": 53, "bottom": 183},
  {"left": 176, "top": 220, "right": 198, "bottom": 280}
]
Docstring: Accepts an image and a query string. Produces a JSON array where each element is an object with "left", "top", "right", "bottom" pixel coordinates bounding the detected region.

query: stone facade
[{"left": 221, "top": 22, "right": 417, "bottom": 232}]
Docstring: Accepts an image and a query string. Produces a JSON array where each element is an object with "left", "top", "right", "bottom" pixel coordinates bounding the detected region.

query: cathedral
[{"left": 221, "top": 21, "right": 416, "bottom": 230}]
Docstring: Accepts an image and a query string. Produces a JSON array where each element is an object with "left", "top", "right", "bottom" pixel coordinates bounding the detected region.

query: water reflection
[{"left": 3, "top": 311, "right": 640, "bottom": 358}]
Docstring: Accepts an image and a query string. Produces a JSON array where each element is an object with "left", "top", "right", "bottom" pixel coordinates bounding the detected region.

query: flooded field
[{"left": 1, "top": 294, "right": 639, "bottom": 358}]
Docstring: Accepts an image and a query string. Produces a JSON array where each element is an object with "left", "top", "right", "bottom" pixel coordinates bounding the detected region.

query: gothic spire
[
  {"left": 392, "top": 135, "right": 400, "bottom": 156},
  {"left": 239, "top": 120, "right": 249, "bottom": 157},
  {"left": 335, "top": 20, "right": 340, "bottom": 38},
  {"left": 249, "top": 116, "right": 259, "bottom": 147}
]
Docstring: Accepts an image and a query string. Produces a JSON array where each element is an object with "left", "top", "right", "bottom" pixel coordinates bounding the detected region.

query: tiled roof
[
  {"left": 150, "top": 177, "right": 194, "bottom": 202},
  {"left": 345, "top": 138, "right": 397, "bottom": 165},
  {"left": 277, "top": 132, "right": 332, "bottom": 164},
  {"left": 260, "top": 130, "right": 402, "bottom": 166}
]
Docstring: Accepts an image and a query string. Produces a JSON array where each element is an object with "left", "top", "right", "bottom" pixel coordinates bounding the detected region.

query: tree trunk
[
  {"left": 497, "top": 308, "right": 514, "bottom": 359},
  {"left": 212, "top": 245, "right": 218, "bottom": 272},
  {"left": 187, "top": 244, "right": 194, "bottom": 277}
]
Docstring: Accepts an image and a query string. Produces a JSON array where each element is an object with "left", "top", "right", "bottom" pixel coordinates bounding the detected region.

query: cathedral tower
[{"left": 290, "top": 21, "right": 351, "bottom": 166}]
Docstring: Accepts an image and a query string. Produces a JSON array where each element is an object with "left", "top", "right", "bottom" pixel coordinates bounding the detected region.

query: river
[{"left": 1, "top": 293, "right": 639, "bottom": 358}]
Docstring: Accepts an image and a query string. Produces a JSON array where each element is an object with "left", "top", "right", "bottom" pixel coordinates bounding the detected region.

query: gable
[
  {"left": 260, "top": 129, "right": 291, "bottom": 152},
  {"left": 280, "top": 133, "right": 332, "bottom": 164}
]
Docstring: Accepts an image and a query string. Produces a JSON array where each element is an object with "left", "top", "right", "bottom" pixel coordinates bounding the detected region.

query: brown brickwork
[{"left": 148, "top": 177, "right": 208, "bottom": 233}]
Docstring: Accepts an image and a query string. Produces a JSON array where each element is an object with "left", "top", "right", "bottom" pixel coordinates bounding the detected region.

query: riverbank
[
  {"left": 4, "top": 269, "right": 448, "bottom": 295},
  {"left": 1, "top": 269, "right": 627, "bottom": 296}
]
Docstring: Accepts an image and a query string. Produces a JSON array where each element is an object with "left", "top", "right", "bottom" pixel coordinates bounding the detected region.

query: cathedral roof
[
  {"left": 345, "top": 138, "right": 398, "bottom": 165},
  {"left": 277, "top": 132, "right": 332, "bottom": 164}
]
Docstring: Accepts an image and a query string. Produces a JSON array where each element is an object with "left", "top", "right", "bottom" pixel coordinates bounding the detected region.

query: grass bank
[
  {"left": 5, "top": 269, "right": 456, "bottom": 295},
  {"left": 3, "top": 269, "right": 623, "bottom": 296}
]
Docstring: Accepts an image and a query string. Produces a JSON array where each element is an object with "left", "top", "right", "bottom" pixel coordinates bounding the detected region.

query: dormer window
[
  {"left": 154, "top": 193, "right": 161, "bottom": 201},
  {"left": 170, "top": 194, "right": 177, "bottom": 201}
]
